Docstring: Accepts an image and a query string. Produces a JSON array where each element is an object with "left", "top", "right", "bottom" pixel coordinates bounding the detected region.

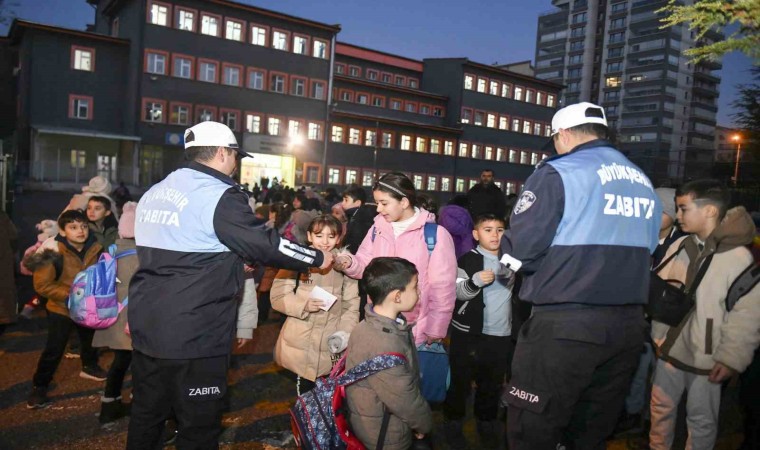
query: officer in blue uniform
[
  {"left": 127, "top": 122, "right": 333, "bottom": 449},
  {"left": 501, "top": 102, "right": 661, "bottom": 449}
]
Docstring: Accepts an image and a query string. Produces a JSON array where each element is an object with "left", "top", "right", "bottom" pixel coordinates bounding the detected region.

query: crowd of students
[{"left": 6, "top": 107, "right": 760, "bottom": 450}]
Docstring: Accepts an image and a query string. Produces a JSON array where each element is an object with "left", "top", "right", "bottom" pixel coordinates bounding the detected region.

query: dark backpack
[
  {"left": 290, "top": 353, "right": 406, "bottom": 450},
  {"left": 727, "top": 262, "right": 760, "bottom": 312}
]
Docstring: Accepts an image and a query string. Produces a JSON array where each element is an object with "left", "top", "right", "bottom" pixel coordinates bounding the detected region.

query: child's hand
[
  {"left": 414, "top": 432, "right": 425, "bottom": 439},
  {"left": 305, "top": 298, "right": 325, "bottom": 312},
  {"left": 474, "top": 269, "right": 495, "bottom": 286},
  {"left": 333, "top": 253, "right": 352, "bottom": 271}
]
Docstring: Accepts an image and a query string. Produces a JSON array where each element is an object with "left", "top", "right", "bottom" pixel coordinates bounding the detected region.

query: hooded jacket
[
  {"left": 270, "top": 267, "right": 360, "bottom": 381},
  {"left": 652, "top": 207, "right": 760, "bottom": 374},
  {"left": 23, "top": 234, "right": 102, "bottom": 317},
  {"left": 344, "top": 203, "right": 379, "bottom": 255},
  {"left": 345, "top": 306, "right": 433, "bottom": 450},
  {"left": 343, "top": 209, "right": 457, "bottom": 345}
]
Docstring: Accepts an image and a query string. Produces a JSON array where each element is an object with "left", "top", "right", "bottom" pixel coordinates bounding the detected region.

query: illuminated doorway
[{"left": 240, "top": 153, "right": 295, "bottom": 188}]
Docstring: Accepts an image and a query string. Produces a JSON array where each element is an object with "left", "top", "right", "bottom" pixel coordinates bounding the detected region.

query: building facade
[
  {"left": 5, "top": 0, "right": 560, "bottom": 201},
  {"left": 534, "top": 0, "right": 722, "bottom": 185}
]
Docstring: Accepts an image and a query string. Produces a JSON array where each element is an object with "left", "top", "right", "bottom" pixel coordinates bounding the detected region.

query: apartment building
[{"left": 534, "top": 0, "right": 722, "bottom": 185}]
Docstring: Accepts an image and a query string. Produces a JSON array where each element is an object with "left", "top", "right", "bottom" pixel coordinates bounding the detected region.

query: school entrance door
[{"left": 240, "top": 153, "right": 295, "bottom": 189}]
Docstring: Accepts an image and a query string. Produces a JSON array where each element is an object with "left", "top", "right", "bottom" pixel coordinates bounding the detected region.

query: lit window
[
  {"left": 308, "top": 123, "right": 322, "bottom": 140},
  {"left": 526, "top": 90, "right": 534, "bottom": 103},
  {"left": 509, "top": 149, "right": 518, "bottom": 163},
  {"left": 441, "top": 177, "right": 451, "bottom": 192},
  {"left": 328, "top": 168, "right": 342, "bottom": 184},
  {"left": 173, "top": 56, "right": 192, "bottom": 79},
  {"left": 177, "top": 9, "right": 194, "bottom": 31},
  {"left": 364, "top": 130, "right": 376, "bottom": 146},
  {"left": 221, "top": 111, "right": 238, "bottom": 130},
  {"left": 199, "top": 61, "right": 217, "bottom": 83},
  {"left": 312, "top": 81, "right": 325, "bottom": 100},
  {"left": 331, "top": 125, "right": 344, "bottom": 142},
  {"left": 248, "top": 69, "right": 265, "bottom": 90},
  {"left": 201, "top": 14, "right": 219, "bottom": 36},
  {"left": 443, "top": 140, "right": 454, "bottom": 156},
  {"left": 537, "top": 92, "right": 544, "bottom": 105},
  {"left": 147, "top": 52, "right": 166, "bottom": 74},
  {"left": 471, "top": 144, "right": 480, "bottom": 159},
  {"left": 400, "top": 135, "right": 412, "bottom": 150},
  {"left": 223, "top": 65, "right": 241, "bottom": 86},
  {"left": 547, "top": 95, "right": 556, "bottom": 107},
  {"left": 416, "top": 137, "right": 427, "bottom": 153},
  {"left": 531, "top": 152, "right": 540, "bottom": 165},
  {"left": 73, "top": 48, "right": 93, "bottom": 71},
  {"left": 225, "top": 20, "right": 242, "bottom": 41},
  {"left": 477, "top": 78, "right": 487, "bottom": 93},
  {"left": 514, "top": 86, "right": 524, "bottom": 101},
  {"left": 501, "top": 83, "right": 512, "bottom": 98},
  {"left": 464, "top": 74, "right": 474, "bottom": 90},
  {"left": 534, "top": 123, "right": 542, "bottom": 135},
  {"left": 413, "top": 175, "right": 423, "bottom": 190},
  {"left": 362, "top": 172, "right": 374, "bottom": 187},
  {"left": 520, "top": 151, "right": 530, "bottom": 165},
  {"left": 346, "top": 169, "right": 358, "bottom": 184},
  {"left": 430, "top": 139, "right": 440, "bottom": 154},
  {"left": 144, "top": 100, "right": 163, "bottom": 122},
  {"left": 251, "top": 26, "right": 267, "bottom": 46},
  {"left": 456, "top": 178, "right": 465, "bottom": 192},
  {"left": 499, "top": 116, "right": 509, "bottom": 130},
  {"left": 382, "top": 131, "right": 393, "bottom": 148},
  {"left": 294, "top": 36, "right": 308, "bottom": 55},
  {"left": 489, "top": 81, "right": 499, "bottom": 96},
  {"left": 485, "top": 146, "right": 494, "bottom": 160},
  {"left": 197, "top": 107, "right": 214, "bottom": 122},
  {"left": 246, "top": 114, "right": 261, "bottom": 133},
  {"left": 486, "top": 113, "right": 496, "bottom": 128},
  {"left": 267, "top": 117, "right": 282, "bottom": 136},
  {"left": 459, "top": 143, "right": 468, "bottom": 157},
  {"left": 270, "top": 74, "right": 286, "bottom": 93},
  {"left": 512, "top": 119, "right": 520, "bottom": 132},
  {"left": 170, "top": 104, "right": 190, "bottom": 125},
  {"left": 313, "top": 40, "right": 327, "bottom": 59},
  {"left": 349, "top": 128, "right": 361, "bottom": 145},
  {"left": 496, "top": 147, "right": 505, "bottom": 161},
  {"left": 523, "top": 120, "right": 532, "bottom": 134},
  {"left": 149, "top": 3, "right": 169, "bottom": 26},
  {"left": 288, "top": 120, "right": 302, "bottom": 137},
  {"left": 356, "top": 94, "right": 369, "bottom": 105},
  {"left": 273, "top": 31, "right": 288, "bottom": 51},
  {"left": 606, "top": 76, "right": 622, "bottom": 87}
]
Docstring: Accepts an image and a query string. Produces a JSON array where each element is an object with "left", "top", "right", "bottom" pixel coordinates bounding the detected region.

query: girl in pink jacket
[{"left": 336, "top": 172, "right": 457, "bottom": 346}]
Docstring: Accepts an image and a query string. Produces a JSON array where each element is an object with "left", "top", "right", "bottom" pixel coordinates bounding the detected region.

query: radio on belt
[{"left": 500, "top": 253, "right": 523, "bottom": 272}]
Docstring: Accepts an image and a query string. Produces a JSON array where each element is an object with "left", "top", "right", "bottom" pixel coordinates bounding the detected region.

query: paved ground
[{"left": 0, "top": 191, "right": 748, "bottom": 449}]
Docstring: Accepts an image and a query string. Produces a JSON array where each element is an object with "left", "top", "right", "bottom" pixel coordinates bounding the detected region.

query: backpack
[
  {"left": 290, "top": 352, "right": 407, "bottom": 450},
  {"left": 726, "top": 262, "right": 760, "bottom": 312},
  {"left": 67, "top": 245, "right": 136, "bottom": 329},
  {"left": 371, "top": 222, "right": 438, "bottom": 255}
]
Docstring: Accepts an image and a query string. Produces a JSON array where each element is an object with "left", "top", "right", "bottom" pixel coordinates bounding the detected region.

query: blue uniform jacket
[{"left": 502, "top": 139, "right": 661, "bottom": 308}]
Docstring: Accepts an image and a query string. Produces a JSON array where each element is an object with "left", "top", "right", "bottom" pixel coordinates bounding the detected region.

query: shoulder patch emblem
[{"left": 514, "top": 191, "right": 537, "bottom": 215}]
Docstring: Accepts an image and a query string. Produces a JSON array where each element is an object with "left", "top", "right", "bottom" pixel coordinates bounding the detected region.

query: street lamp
[{"left": 732, "top": 134, "right": 742, "bottom": 187}]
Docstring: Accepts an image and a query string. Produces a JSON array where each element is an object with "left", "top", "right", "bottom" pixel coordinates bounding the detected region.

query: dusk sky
[{"left": 3, "top": 0, "right": 754, "bottom": 126}]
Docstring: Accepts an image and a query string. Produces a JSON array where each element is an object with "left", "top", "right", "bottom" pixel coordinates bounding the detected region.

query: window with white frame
[
  {"left": 248, "top": 69, "right": 264, "bottom": 90},
  {"left": 523, "top": 120, "right": 532, "bottom": 134},
  {"left": 73, "top": 48, "right": 93, "bottom": 71},
  {"left": 381, "top": 132, "right": 393, "bottom": 148},
  {"left": 273, "top": 31, "right": 288, "bottom": 50},
  {"left": 456, "top": 178, "right": 465, "bottom": 192},
  {"left": 171, "top": 104, "right": 189, "bottom": 125},
  {"left": 444, "top": 140, "right": 454, "bottom": 156},
  {"left": 270, "top": 74, "right": 285, "bottom": 93},
  {"left": 147, "top": 52, "right": 166, "bottom": 74},
  {"left": 331, "top": 125, "right": 344, "bottom": 142},
  {"left": 372, "top": 97, "right": 383, "bottom": 107},
  {"left": 400, "top": 135, "right": 411, "bottom": 150},
  {"left": 430, "top": 139, "right": 440, "bottom": 154},
  {"left": 501, "top": 83, "right": 512, "bottom": 98},
  {"left": 349, "top": 66, "right": 360, "bottom": 77},
  {"left": 201, "top": 14, "right": 219, "bottom": 36},
  {"left": 221, "top": 111, "right": 238, "bottom": 130},
  {"left": 525, "top": 90, "right": 534, "bottom": 103},
  {"left": 349, "top": 128, "right": 361, "bottom": 145},
  {"left": 251, "top": 26, "right": 266, "bottom": 46},
  {"left": 485, "top": 146, "right": 494, "bottom": 160},
  {"left": 294, "top": 36, "right": 308, "bottom": 55},
  {"left": 496, "top": 147, "right": 505, "bottom": 161},
  {"left": 547, "top": 94, "right": 556, "bottom": 107},
  {"left": 362, "top": 172, "right": 374, "bottom": 187},
  {"left": 486, "top": 113, "right": 496, "bottom": 128},
  {"left": 489, "top": 81, "right": 499, "bottom": 96},
  {"left": 328, "top": 168, "right": 341, "bottom": 184},
  {"left": 471, "top": 144, "right": 480, "bottom": 159},
  {"left": 291, "top": 78, "right": 306, "bottom": 96},
  {"left": 198, "top": 107, "right": 214, "bottom": 122},
  {"left": 464, "top": 74, "right": 474, "bottom": 90},
  {"left": 223, "top": 66, "right": 240, "bottom": 86},
  {"left": 416, "top": 137, "right": 426, "bottom": 152},
  {"left": 441, "top": 177, "right": 451, "bottom": 191},
  {"left": 150, "top": 3, "right": 169, "bottom": 26},
  {"left": 509, "top": 149, "right": 518, "bottom": 163},
  {"left": 409, "top": 79, "right": 418, "bottom": 89},
  {"left": 390, "top": 99, "right": 401, "bottom": 110},
  {"left": 534, "top": 123, "right": 542, "bottom": 135},
  {"left": 461, "top": 109, "right": 472, "bottom": 124},
  {"left": 356, "top": 93, "right": 369, "bottom": 105},
  {"left": 288, "top": 120, "right": 302, "bottom": 137},
  {"left": 477, "top": 78, "right": 487, "bottom": 93},
  {"left": 459, "top": 143, "right": 468, "bottom": 157},
  {"left": 312, "top": 81, "right": 325, "bottom": 100},
  {"left": 364, "top": 130, "right": 376, "bottom": 146},
  {"left": 474, "top": 111, "right": 484, "bottom": 126},
  {"left": 144, "top": 101, "right": 163, "bottom": 122},
  {"left": 173, "top": 56, "right": 192, "bottom": 78},
  {"left": 413, "top": 175, "right": 424, "bottom": 190},
  {"left": 246, "top": 114, "right": 261, "bottom": 133},
  {"left": 313, "top": 40, "right": 327, "bottom": 59},
  {"left": 308, "top": 122, "right": 322, "bottom": 140},
  {"left": 72, "top": 97, "right": 90, "bottom": 119},
  {"left": 520, "top": 151, "right": 530, "bottom": 165},
  {"left": 420, "top": 105, "right": 430, "bottom": 115},
  {"left": 177, "top": 9, "right": 194, "bottom": 31},
  {"left": 514, "top": 86, "right": 524, "bottom": 101},
  {"left": 512, "top": 119, "right": 520, "bottom": 132},
  {"left": 499, "top": 116, "right": 509, "bottom": 130},
  {"left": 395, "top": 75, "right": 404, "bottom": 86},
  {"left": 267, "top": 117, "right": 282, "bottom": 136},
  {"left": 225, "top": 20, "right": 243, "bottom": 41},
  {"left": 346, "top": 169, "right": 358, "bottom": 185},
  {"left": 199, "top": 61, "right": 216, "bottom": 82}
]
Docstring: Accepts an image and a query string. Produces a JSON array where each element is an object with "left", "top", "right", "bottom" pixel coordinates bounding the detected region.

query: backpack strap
[
  {"left": 652, "top": 242, "right": 685, "bottom": 274},
  {"left": 376, "top": 406, "right": 391, "bottom": 450},
  {"left": 726, "top": 262, "right": 760, "bottom": 312},
  {"left": 685, "top": 254, "right": 714, "bottom": 296},
  {"left": 115, "top": 249, "right": 137, "bottom": 259},
  {"left": 423, "top": 222, "right": 437, "bottom": 255},
  {"left": 107, "top": 243, "right": 118, "bottom": 257},
  {"left": 371, "top": 226, "right": 377, "bottom": 243},
  {"left": 337, "top": 353, "right": 406, "bottom": 386}
]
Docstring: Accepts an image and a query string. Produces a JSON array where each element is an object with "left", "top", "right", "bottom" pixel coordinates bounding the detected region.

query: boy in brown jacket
[
  {"left": 345, "top": 257, "right": 432, "bottom": 450},
  {"left": 23, "top": 209, "right": 106, "bottom": 409}
]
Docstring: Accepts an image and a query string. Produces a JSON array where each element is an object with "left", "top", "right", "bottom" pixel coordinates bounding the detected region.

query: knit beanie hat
[
  {"left": 655, "top": 188, "right": 676, "bottom": 221},
  {"left": 83, "top": 175, "right": 112, "bottom": 196},
  {"left": 119, "top": 202, "right": 137, "bottom": 239}
]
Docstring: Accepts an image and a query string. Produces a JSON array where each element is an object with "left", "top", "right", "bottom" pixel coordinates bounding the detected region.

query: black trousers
[
  {"left": 505, "top": 305, "right": 646, "bottom": 450},
  {"left": 105, "top": 350, "right": 132, "bottom": 398},
  {"left": 33, "top": 311, "right": 98, "bottom": 387},
  {"left": 444, "top": 331, "right": 514, "bottom": 421},
  {"left": 127, "top": 351, "right": 229, "bottom": 450}
]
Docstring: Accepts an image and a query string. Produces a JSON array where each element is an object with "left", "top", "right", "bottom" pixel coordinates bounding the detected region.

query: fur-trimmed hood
[{"left": 22, "top": 248, "right": 61, "bottom": 272}]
